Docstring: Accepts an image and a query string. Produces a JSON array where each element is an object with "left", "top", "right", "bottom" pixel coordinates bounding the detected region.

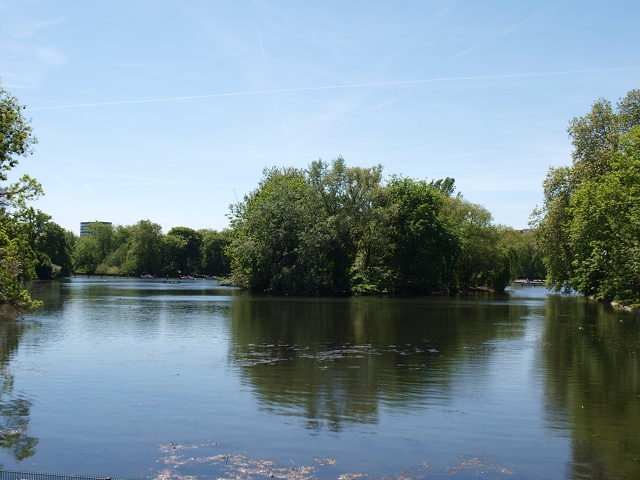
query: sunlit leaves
[
  {"left": 228, "top": 159, "right": 515, "bottom": 295},
  {"left": 538, "top": 89, "right": 640, "bottom": 303},
  {"left": 0, "top": 81, "right": 37, "bottom": 182}
]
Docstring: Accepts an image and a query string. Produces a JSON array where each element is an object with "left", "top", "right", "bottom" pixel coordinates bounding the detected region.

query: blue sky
[{"left": 2, "top": 0, "right": 639, "bottom": 235}]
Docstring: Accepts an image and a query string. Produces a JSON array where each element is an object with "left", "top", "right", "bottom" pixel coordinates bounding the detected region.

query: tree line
[
  {"left": 73, "top": 221, "right": 232, "bottom": 278},
  {"left": 27, "top": 81, "right": 640, "bottom": 309},
  {"left": 534, "top": 89, "right": 640, "bottom": 306}
]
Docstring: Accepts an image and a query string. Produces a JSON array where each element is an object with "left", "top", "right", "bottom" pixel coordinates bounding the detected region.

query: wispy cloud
[
  {"left": 89, "top": 63, "right": 154, "bottom": 67},
  {"left": 0, "top": 44, "right": 67, "bottom": 89},
  {"left": 28, "top": 66, "right": 640, "bottom": 111},
  {"left": 455, "top": 25, "right": 519, "bottom": 59},
  {"left": 454, "top": 0, "right": 578, "bottom": 60},
  {"left": 16, "top": 18, "right": 65, "bottom": 38},
  {"left": 363, "top": 92, "right": 411, "bottom": 113},
  {"left": 0, "top": 10, "right": 67, "bottom": 89},
  {"left": 0, "top": 11, "right": 65, "bottom": 38}
]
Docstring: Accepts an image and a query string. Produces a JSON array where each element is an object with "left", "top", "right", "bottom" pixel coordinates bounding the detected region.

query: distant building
[{"left": 80, "top": 221, "right": 112, "bottom": 237}]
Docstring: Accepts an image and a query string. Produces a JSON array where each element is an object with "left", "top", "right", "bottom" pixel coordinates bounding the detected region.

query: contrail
[{"left": 28, "top": 66, "right": 640, "bottom": 111}]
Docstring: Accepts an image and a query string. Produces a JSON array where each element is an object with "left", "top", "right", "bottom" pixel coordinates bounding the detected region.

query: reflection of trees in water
[
  {"left": 542, "top": 296, "right": 640, "bottom": 479},
  {"left": 0, "top": 312, "right": 39, "bottom": 464},
  {"left": 230, "top": 294, "right": 529, "bottom": 431}
]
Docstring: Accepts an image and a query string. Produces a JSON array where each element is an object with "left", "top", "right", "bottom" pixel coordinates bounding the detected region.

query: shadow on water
[
  {"left": 541, "top": 295, "right": 640, "bottom": 479},
  {"left": 228, "top": 293, "right": 533, "bottom": 433}
]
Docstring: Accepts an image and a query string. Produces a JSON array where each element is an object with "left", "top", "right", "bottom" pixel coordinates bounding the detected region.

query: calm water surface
[{"left": 1, "top": 278, "right": 639, "bottom": 479}]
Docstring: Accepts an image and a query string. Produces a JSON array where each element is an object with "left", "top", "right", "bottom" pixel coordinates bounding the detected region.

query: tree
[
  {"left": 533, "top": 166, "right": 574, "bottom": 290},
  {"left": 382, "top": 176, "right": 459, "bottom": 294},
  {"left": 123, "top": 220, "right": 164, "bottom": 276},
  {"left": 0, "top": 227, "right": 41, "bottom": 310},
  {"left": 0, "top": 81, "right": 40, "bottom": 310},
  {"left": 0, "top": 82, "right": 37, "bottom": 183},
  {"left": 32, "top": 215, "right": 73, "bottom": 279},
  {"left": 1, "top": 175, "right": 43, "bottom": 282},
  {"left": 96, "top": 224, "right": 133, "bottom": 275},
  {"left": 307, "top": 158, "right": 384, "bottom": 294},
  {"left": 162, "top": 234, "right": 185, "bottom": 276},
  {"left": 73, "top": 222, "right": 115, "bottom": 274},
  {"left": 229, "top": 166, "right": 327, "bottom": 293},
  {"left": 569, "top": 126, "right": 640, "bottom": 304},
  {"left": 498, "top": 227, "right": 545, "bottom": 282},
  {"left": 200, "top": 229, "right": 232, "bottom": 276},
  {"left": 536, "top": 89, "right": 640, "bottom": 301},
  {"left": 166, "top": 227, "right": 202, "bottom": 275},
  {"left": 442, "top": 196, "right": 503, "bottom": 289},
  {"left": 229, "top": 159, "right": 389, "bottom": 295},
  {"left": 569, "top": 90, "right": 640, "bottom": 184},
  {"left": 73, "top": 234, "right": 100, "bottom": 274}
]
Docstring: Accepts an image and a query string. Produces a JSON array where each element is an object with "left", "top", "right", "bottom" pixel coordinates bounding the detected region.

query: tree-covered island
[
  {"left": 3, "top": 79, "right": 640, "bottom": 308},
  {"left": 228, "top": 158, "right": 541, "bottom": 295}
]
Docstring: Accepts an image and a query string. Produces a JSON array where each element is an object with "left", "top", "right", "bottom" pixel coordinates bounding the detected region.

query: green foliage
[
  {"left": 307, "top": 158, "right": 384, "bottom": 294},
  {"left": 444, "top": 196, "right": 502, "bottom": 290},
  {"left": 498, "top": 227, "right": 545, "bottom": 282},
  {"left": 569, "top": 126, "right": 640, "bottom": 303},
  {"left": 200, "top": 228, "right": 232, "bottom": 276},
  {"left": 162, "top": 233, "right": 186, "bottom": 277},
  {"left": 0, "top": 82, "right": 37, "bottom": 182},
  {"left": 0, "top": 82, "right": 45, "bottom": 310},
  {"left": 229, "top": 160, "right": 395, "bottom": 295},
  {"left": 95, "top": 225, "right": 132, "bottom": 274},
  {"left": 230, "top": 166, "right": 329, "bottom": 293},
  {"left": 228, "top": 159, "right": 510, "bottom": 296},
  {"left": 0, "top": 225, "right": 41, "bottom": 310},
  {"left": 73, "top": 222, "right": 116, "bottom": 274},
  {"left": 165, "top": 227, "right": 202, "bottom": 275},
  {"left": 70, "top": 220, "right": 233, "bottom": 278},
  {"left": 73, "top": 234, "right": 100, "bottom": 273},
  {"left": 533, "top": 166, "right": 574, "bottom": 290},
  {"left": 124, "top": 220, "right": 164, "bottom": 276},
  {"left": 34, "top": 220, "right": 73, "bottom": 278},
  {"left": 537, "top": 89, "right": 640, "bottom": 304},
  {"left": 382, "top": 176, "right": 459, "bottom": 294}
]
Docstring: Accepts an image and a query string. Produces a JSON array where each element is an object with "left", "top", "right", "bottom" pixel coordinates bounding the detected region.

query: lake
[{"left": 1, "top": 278, "right": 639, "bottom": 479}]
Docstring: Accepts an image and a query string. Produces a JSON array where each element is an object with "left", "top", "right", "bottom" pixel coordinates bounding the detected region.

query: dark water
[{"left": 1, "top": 278, "right": 639, "bottom": 479}]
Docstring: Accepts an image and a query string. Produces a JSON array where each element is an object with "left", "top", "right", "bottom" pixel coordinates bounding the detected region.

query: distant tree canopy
[
  {"left": 72, "top": 221, "right": 232, "bottom": 278},
  {"left": 228, "top": 157, "right": 536, "bottom": 295},
  {"left": 534, "top": 89, "right": 640, "bottom": 305}
]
